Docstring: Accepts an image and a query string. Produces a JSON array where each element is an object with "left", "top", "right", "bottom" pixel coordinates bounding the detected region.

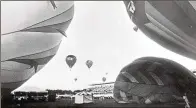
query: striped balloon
[
  {"left": 113, "top": 57, "right": 196, "bottom": 104},
  {"left": 1, "top": 1, "right": 74, "bottom": 97},
  {"left": 123, "top": 1, "right": 196, "bottom": 61}
]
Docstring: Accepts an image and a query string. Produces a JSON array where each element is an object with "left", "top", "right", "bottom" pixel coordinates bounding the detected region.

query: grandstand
[{"left": 87, "top": 82, "right": 114, "bottom": 98}]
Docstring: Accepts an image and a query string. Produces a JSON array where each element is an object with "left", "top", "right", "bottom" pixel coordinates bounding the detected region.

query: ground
[{"left": 3, "top": 98, "right": 196, "bottom": 108}]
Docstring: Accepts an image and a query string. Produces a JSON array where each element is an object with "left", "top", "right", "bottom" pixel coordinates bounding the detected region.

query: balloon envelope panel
[{"left": 113, "top": 57, "right": 196, "bottom": 104}]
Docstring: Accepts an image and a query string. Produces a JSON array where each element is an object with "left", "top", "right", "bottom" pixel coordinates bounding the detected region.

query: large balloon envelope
[
  {"left": 123, "top": 1, "right": 196, "bottom": 61},
  {"left": 1, "top": 1, "right": 74, "bottom": 98},
  {"left": 86, "top": 60, "right": 93, "bottom": 69},
  {"left": 113, "top": 57, "right": 196, "bottom": 104},
  {"left": 66, "top": 55, "right": 77, "bottom": 70}
]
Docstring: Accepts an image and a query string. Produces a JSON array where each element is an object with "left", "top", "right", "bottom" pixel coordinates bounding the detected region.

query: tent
[
  {"left": 74, "top": 92, "right": 93, "bottom": 104},
  {"left": 13, "top": 86, "right": 47, "bottom": 93}
]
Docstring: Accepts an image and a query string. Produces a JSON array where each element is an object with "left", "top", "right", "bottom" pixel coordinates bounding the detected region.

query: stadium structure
[{"left": 87, "top": 82, "right": 114, "bottom": 98}]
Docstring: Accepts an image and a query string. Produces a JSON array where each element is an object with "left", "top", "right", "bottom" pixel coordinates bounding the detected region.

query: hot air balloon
[
  {"left": 102, "top": 77, "right": 106, "bottom": 83},
  {"left": 113, "top": 57, "right": 196, "bottom": 104},
  {"left": 106, "top": 73, "right": 108, "bottom": 75},
  {"left": 1, "top": 1, "right": 74, "bottom": 101},
  {"left": 74, "top": 78, "right": 77, "bottom": 82},
  {"left": 66, "top": 55, "right": 77, "bottom": 70},
  {"left": 124, "top": 1, "right": 196, "bottom": 61},
  {"left": 133, "top": 26, "right": 138, "bottom": 32},
  {"left": 86, "top": 60, "right": 93, "bottom": 69}
]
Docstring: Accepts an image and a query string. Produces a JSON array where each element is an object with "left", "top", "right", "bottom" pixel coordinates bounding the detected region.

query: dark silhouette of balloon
[
  {"left": 86, "top": 60, "right": 93, "bottom": 69},
  {"left": 66, "top": 55, "right": 77, "bottom": 70},
  {"left": 102, "top": 77, "right": 106, "bottom": 82},
  {"left": 106, "top": 73, "right": 108, "bottom": 75}
]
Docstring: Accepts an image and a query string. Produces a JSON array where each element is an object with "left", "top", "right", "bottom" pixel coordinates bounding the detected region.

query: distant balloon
[
  {"left": 102, "top": 77, "right": 106, "bottom": 82},
  {"left": 74, "top": 78, "right": 77, "bottom": 82},
  {"left": 66, "top": 55, "right": 77, "bottom": 70},
  {"left": 106, "top": 73, "right": 108, "bottom": 75},
  {"left": 133, "top": 26, "right": 138, "bottom": 32},
  {"left": 86, "top": 60, "right": 93, "bottom": 69}
]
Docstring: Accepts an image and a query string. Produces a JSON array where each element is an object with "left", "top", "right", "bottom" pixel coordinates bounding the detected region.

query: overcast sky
[{"left": 15, "top": 1, "right": 196, "bottom": 91}]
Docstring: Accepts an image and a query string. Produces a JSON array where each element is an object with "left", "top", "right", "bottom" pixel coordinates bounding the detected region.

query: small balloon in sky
[
  {"left": 102, "top": 77, "right": 106, "bottom": 82},
  {"left": 86, "top": 60, "right": 93, "bottom": 69},
  {"left": 74, "top": 78, "right": 77, "bottom": 82},
  {"left": 65, "top": 55, "right": 77, "bottom": 70},
  {"left": 133, "top": 26, "right": 138, "bottom": 32}
]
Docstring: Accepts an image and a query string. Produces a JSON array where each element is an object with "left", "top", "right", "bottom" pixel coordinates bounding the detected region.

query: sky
[{"left": 15, "top": 1, "right": 196, "bottom": 91}]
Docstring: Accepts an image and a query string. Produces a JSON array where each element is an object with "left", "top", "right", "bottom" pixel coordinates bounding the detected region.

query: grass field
[{"left": 3, "top": 98, "right": 196, "bottom": 108}]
